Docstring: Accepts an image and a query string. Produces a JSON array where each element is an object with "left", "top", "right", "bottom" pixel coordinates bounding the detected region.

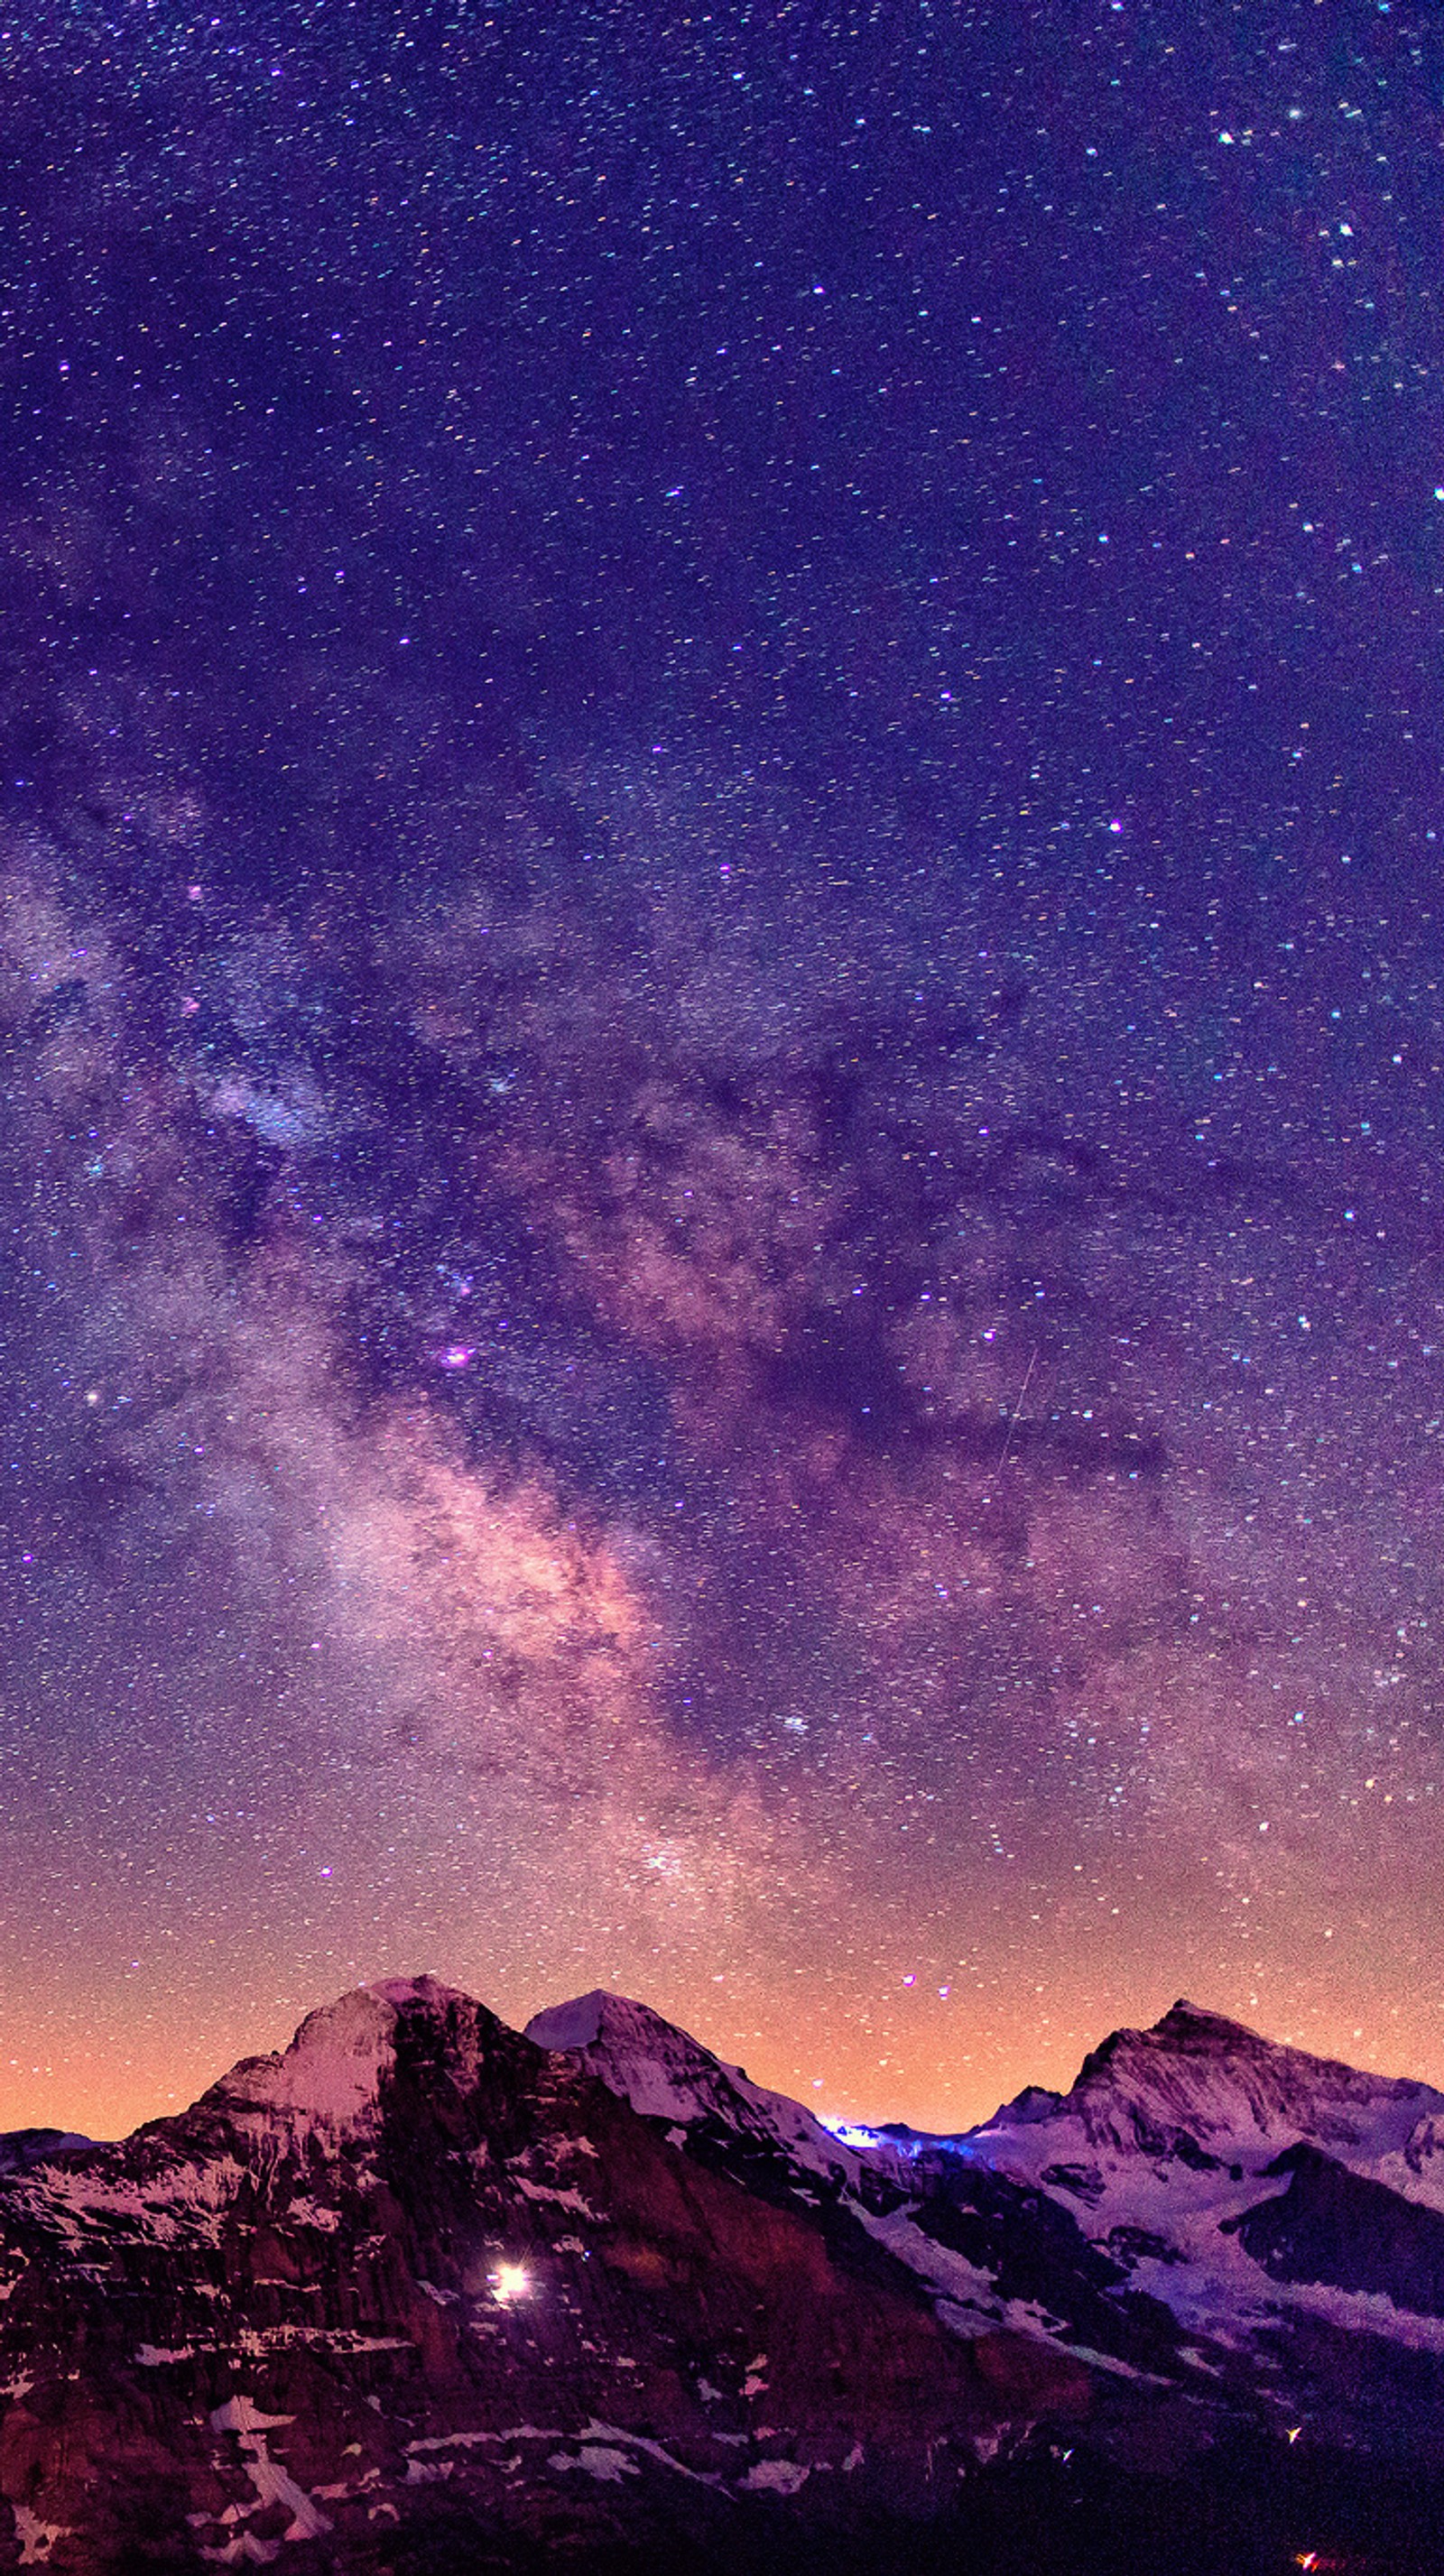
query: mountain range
[{"left": 0, "top": 1978, "right": 1439, "bottom": 2571}]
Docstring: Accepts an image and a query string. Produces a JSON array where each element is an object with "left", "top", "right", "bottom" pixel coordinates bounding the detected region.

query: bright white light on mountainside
[
  {"left": 821, "top": 2119, "right": 880, "bottom": 2149},
  {"left": 492, "top": 2262, "right": 531, "bottom": 2304}
]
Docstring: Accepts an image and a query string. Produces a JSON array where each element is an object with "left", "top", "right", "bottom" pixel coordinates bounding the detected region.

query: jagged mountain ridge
[
  {"left": 0, "top": 1980, "right": 1441, "bottom": 2571},
  {"left": 523, "top": 1990, "right": 1205, "bottom": 2382},
  {"left": 525, "top": 1991, "right": 1444, "bottom": 2309}
]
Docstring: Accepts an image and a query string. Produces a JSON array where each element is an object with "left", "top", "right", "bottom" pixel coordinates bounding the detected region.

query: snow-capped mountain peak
[
  {"left": 524, "top": 1989, "right": 856, "bottom": 2185},
  {"left": 949, "top": 1999, "right": 1444, "bottom": 2374},
  {"left": 982, "top": 1998, "right": 1444, "bottom": 2174},
  {"left": 199, "top": 1974, "right": 484, "bottom": 2135},
  {"left": 208, "top": 1986, "right": 399, "bottom": 2129}
]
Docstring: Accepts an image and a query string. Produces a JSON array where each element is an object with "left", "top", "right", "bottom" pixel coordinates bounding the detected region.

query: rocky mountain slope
[
  {"left": 949, "top": 2003, "right": 1444, "bottom": 2405},
  {"left": 528, "top": 1987, "right": 1444, "bottom": 2543},
  {"left": 0, "top": 1981, "right": 1438, "bottom": 2572},
  {"left": 523, "top": 1989, "right": 1206, "bottom": 2382}
]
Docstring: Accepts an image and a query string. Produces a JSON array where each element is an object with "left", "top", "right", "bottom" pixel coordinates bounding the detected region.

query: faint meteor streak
[{"left": 998, "top": 1345, "right": 1039, "bottom": 1469}]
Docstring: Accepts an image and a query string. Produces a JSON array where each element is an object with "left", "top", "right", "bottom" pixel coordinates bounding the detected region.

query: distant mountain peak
[
  {"left": 1081, "top": 1999, "right": 1274, "bottom": 2077},
  {"left": 1078, "top": 1998, "right": 1436, "bottom": 2110},
  {"left": 0, "top": 2128, "right": 94, "bottom": 2177},
  {"left": 523, "top": 1988, "right": 617, "bottom": 2054},
  {"left": 1153, "top": 1999, "right": 1261, "bottom": 2042},
  {"left": 364, "top": 1971, "right": 472, "bottom": 2009},
  {"left": 524, "top": 1988, "right": 882, "bottom": 2194},
  {"left": 966, "top": 1992, "right": 1444, "bottom": 2220}
]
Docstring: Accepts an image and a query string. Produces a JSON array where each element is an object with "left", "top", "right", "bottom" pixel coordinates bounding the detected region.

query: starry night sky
[{"left": 3, "top": 0, "right": 1444, "bottom": 2138}]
